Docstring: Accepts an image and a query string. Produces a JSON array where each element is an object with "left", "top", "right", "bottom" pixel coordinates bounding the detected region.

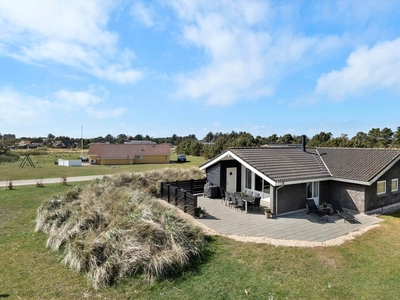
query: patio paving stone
[{"left": 195, "top": 196, "right": 383, "bottom": 243}]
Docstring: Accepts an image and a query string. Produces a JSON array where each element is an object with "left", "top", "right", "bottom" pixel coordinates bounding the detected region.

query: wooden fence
[{"left": 160, "top": 179, "right": 206, "bottom": 216}]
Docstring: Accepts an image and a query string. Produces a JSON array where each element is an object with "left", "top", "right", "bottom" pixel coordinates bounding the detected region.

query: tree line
[
  {"left": 176, "top": 127, "right": 400, "bottom": 159},
  {"left": 1, "top": 127, "right": 399, "bottom": 158}
]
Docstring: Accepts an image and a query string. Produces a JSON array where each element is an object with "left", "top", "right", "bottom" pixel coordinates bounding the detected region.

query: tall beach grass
[{"left": 35, "top": 168, "right": 207, "bottom": 289}]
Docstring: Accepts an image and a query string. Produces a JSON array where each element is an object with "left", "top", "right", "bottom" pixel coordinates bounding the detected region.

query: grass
[
  {"left": 2, "top": 182, "right": 400, "bottom": 299},
  {"left": 0, "top": 149, "right": 207, "bottom": 181},
  {"left": 35, "top": 169, "right": 207, "bottom": 289}
]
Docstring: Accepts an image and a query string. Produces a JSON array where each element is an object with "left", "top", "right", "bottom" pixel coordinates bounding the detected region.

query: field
[
  {"left": 1, "top": 149, "right": 400, "bottom": 299},
  {"left": 0, "top": 148, "right": 207, "bottom": 181}
]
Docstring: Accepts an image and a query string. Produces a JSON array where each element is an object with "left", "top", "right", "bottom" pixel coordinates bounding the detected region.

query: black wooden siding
[{"left": 206, "top": 162, "right": 221, "bottom": 186}]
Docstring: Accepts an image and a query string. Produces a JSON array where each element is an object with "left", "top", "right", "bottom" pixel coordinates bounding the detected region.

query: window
[
  {"left": 377, "top": 180, "right": 386, "bottom": 195},
  {"left": 245, "top": 168, "right": 252, "bottom": 189},
  {"left": 306, "top": 182, "right": 319, "bottom": 199},
  {"left": 392, "top": 179, "right": 399, "bottom": 192},
  {"left": 135, "top": 155, "right": 142, "bottom": 160},
  {"left": 255, "top": 173, "right": 263, "bottom": 192}
]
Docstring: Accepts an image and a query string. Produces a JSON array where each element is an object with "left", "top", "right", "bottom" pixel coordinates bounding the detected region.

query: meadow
[
  {"left": 0, "top": 148, "right": 207, "bottom": 181},
  {"left": 1, "top": 149, "right": 400, "bottom": 299}
]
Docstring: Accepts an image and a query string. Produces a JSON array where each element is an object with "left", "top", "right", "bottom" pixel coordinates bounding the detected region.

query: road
[{"left": 0, "top": 175, "right": 112, "bottom": 187}]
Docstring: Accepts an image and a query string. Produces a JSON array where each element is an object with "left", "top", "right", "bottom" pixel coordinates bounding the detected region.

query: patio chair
[
  {"left": 220, "top": 188, "right": 226, "bottom": 204},
  {"left": 306, "top": 199, "right": 328, "bottom": 222},
  {"left": 234, "top": 195, "right": 245, "bottom": 212},
  {"left": 331, "top": 200, "right": 358, "bottom": 223},
  {"left": 247, "top": 196, "right": 261, "bottom": 212},
  {"left": 229, "top": 193, "right": 237, "bottom": 208},
  {"left": 223, "top": 191, "right": 231, "bottom": 206}
]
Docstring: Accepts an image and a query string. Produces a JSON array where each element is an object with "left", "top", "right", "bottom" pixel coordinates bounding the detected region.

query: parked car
[{"left": 177, "top": 154, "right": 186, "bottom": 162}]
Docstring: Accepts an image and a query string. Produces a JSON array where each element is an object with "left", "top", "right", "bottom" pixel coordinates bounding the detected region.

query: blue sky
[{"left": 1, "top": 0, "right": 399, "bottom": 140}]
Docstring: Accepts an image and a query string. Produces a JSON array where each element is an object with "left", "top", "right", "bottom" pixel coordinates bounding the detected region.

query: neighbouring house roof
[
  {"left": 88, "top": 143, "right": 171, "bottom": 158},
  {"left": 200, "top": 147, "right": 400, "bottom": 186},
  {"left": 53, "top": 140, "right": 77, "bottom": 148}
]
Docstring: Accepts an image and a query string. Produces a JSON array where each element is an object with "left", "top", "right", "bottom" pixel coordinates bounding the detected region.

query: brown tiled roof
[
  {"left": 315, "top": 148, "right": 400, "bottom": 182},
  {"left": 230, "top": 147, "right": 331, "bottom": 182},
  {"left": 88, "top": 143, "right": 171, "bottom": 158}
]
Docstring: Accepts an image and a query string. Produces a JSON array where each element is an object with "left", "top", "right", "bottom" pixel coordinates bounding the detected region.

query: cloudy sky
[{"left": 1, "top": 0, "right": 399, "bottom": 140}]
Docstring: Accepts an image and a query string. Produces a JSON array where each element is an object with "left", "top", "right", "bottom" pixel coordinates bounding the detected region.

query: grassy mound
[{"left": 35, "top": 168, "right": 207, "bottom": 289}]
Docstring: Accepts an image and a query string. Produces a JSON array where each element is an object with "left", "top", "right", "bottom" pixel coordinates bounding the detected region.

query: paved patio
[{"left": 196, "top": 196, "right": 383, "bottom": 243}]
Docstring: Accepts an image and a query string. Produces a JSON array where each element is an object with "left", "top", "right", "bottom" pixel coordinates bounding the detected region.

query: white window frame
[
  {"left": 391, "top": 178, "right": 399, "bottom": 192},
  {"left": 377, "top": 180, "right": 386, "bottom": 195}
]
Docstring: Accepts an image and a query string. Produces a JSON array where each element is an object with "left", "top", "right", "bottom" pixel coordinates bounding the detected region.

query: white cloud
[
  {"left": 54, "top": 89, "right": 103, "bottom": 108},
  {"left": 0, "top": 0, "right": 142, "bottom": 84},
  {"left": 316, "top": 38, "right": 400, "bottom": 100},
  {"left": 130, "top": 1, "right": 157, "bottom": 27},
  {"left": 0, "top": 88, "right": 55, "bottom": 123},
  {"left": 170, "top": 0, "right": 342, "bottom": 106},
  {"left": 0, "top": 86, "right": 125, "bottom": 129}
]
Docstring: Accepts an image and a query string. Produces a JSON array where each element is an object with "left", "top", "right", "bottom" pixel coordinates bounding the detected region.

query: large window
[
  {"left": 245, "top": 168, "right": 252, "bottom": 189},
  {"left": 306, "top": 182, "right": 319, "bottom": 199},
  {"left": 392, "top": 179, "right": 399, "bottom": 192},
  {"left": 377, "top": 180, "right": 386, "bottom": 195},
  {"left": 255, "top": 173, "right": 263, "bottom": 192}
]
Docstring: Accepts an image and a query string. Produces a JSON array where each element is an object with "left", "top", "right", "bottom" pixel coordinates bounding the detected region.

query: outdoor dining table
[{"left": 241, "top": 195, "right": 256, "bottom": 213}]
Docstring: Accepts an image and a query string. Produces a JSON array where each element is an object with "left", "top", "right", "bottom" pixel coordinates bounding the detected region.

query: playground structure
[{"left": 20, "top": 154, "right": 35, "bottom": 169}]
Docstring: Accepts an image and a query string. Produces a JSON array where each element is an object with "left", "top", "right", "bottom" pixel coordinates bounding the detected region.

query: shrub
[{"left": 35, "top": 169, "right": 207, "bottom": 289}]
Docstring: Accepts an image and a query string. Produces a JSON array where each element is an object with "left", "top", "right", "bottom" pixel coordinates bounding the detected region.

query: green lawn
[
  {"left": 0, "top": 151, "right": 207, "bottom": 181},
  {"left": 1, "top": 183, "right": 400, "bottom": 299}
]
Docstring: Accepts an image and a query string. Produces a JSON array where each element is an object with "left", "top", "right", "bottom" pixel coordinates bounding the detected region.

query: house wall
[
  {"left": 220, "top": 160, "right": 242, "bottom": 192},
  {"left": 205, "top": 160, "right": 242, "bottom": 192},
  {"left": 327, "top": 181, "right": 366, "bottom": 211},
  {"left": 365, "top": 160, "right": 400, "bottom": 212},
  {"left": 270, "top": 184, "right": 307, "bottom": 215},
  {"left": 89, "top": 155, "right": 169, "bottom": 165},
  {"left": 206, "top": 162, "right": 221, "bottom": 186}
]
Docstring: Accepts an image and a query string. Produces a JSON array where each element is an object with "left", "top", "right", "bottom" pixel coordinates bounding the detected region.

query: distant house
[
  {"left": 87, "top": 143, "right": 171, "bottom": 165},
  {"left": 200, "top": 142, "right": 400, "bottom": 216},
  {"left": 53, "top": 140, "right": 77, "bottom": 148},
  {"left": 17, "top": 140, "right": 38, "bottom": 149}
]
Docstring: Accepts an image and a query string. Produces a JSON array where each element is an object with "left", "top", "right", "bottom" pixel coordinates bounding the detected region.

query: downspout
[{"left": 275, "top": 182, "right": 285, "bottom": 218}]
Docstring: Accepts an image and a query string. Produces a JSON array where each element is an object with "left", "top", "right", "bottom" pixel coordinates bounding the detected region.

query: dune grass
[
  {"left": 34, "top": 169, "right": 207, "bottom": 289},
  {"left": 2, "top": 178, "right": 400, "bottom": 298}
]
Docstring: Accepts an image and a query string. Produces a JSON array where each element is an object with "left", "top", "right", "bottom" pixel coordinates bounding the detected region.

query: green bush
[{"left": 0, "top": 152, "right": 20, "bottom": 163}]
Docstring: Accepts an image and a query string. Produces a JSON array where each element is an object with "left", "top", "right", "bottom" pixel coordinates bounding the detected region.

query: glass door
[{"left": 306, "top": 182, "right": 319, "bottom": 205}]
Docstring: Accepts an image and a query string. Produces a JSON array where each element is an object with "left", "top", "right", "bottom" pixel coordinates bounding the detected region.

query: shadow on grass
[{"left": 0, "top": 294, "right": 10, "bottom": 298}]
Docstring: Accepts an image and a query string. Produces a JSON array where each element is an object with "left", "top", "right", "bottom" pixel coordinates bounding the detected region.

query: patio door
[
  {"left": 306, "top": 182, "right": 319, "bottom": 205},
  {"left": 226, "top": 167, "right": 237, "bottom": 193}
]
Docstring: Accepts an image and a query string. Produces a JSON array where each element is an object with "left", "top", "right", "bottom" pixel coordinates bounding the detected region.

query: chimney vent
[{"left": 302, "top": 135, "right": 306, "bottom": 152}]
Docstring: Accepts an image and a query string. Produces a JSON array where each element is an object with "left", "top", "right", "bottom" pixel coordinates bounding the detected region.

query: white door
[
  {"left": 226, "top": 167, "right": 237, "bottom": 193},
  {"left": 306, "top": 182, "right": 319, "bottom": 205}
]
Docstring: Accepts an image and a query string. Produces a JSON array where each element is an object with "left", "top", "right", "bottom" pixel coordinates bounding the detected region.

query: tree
[
  {"left": 104, "top": 134, "right": 114, "bottom": 143},
  {"left": 308, "top": 132, "right": 332, "bottom": 147},
  {"left": 47, "top": 133, "right": 55, "bottom": 139},
  {"left": 393, "top": 127, "right": 400, "bottom": 147},
  {"left": 279, "top": 134, "right": 294, "bottom": 144},
  {"left": 116, "top": 134, "right": 127, "bottom": 144}
]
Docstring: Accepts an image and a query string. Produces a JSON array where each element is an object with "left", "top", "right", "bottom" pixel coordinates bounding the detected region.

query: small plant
[
  {"left": 322, "top": 202, "right": 328, "bottom": 208},
  {"left": 264, "top": 208, "right": 271, "bottom": 213},
  {"left": 194, "top": 206, "right": 205, "bottom": 218}
]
